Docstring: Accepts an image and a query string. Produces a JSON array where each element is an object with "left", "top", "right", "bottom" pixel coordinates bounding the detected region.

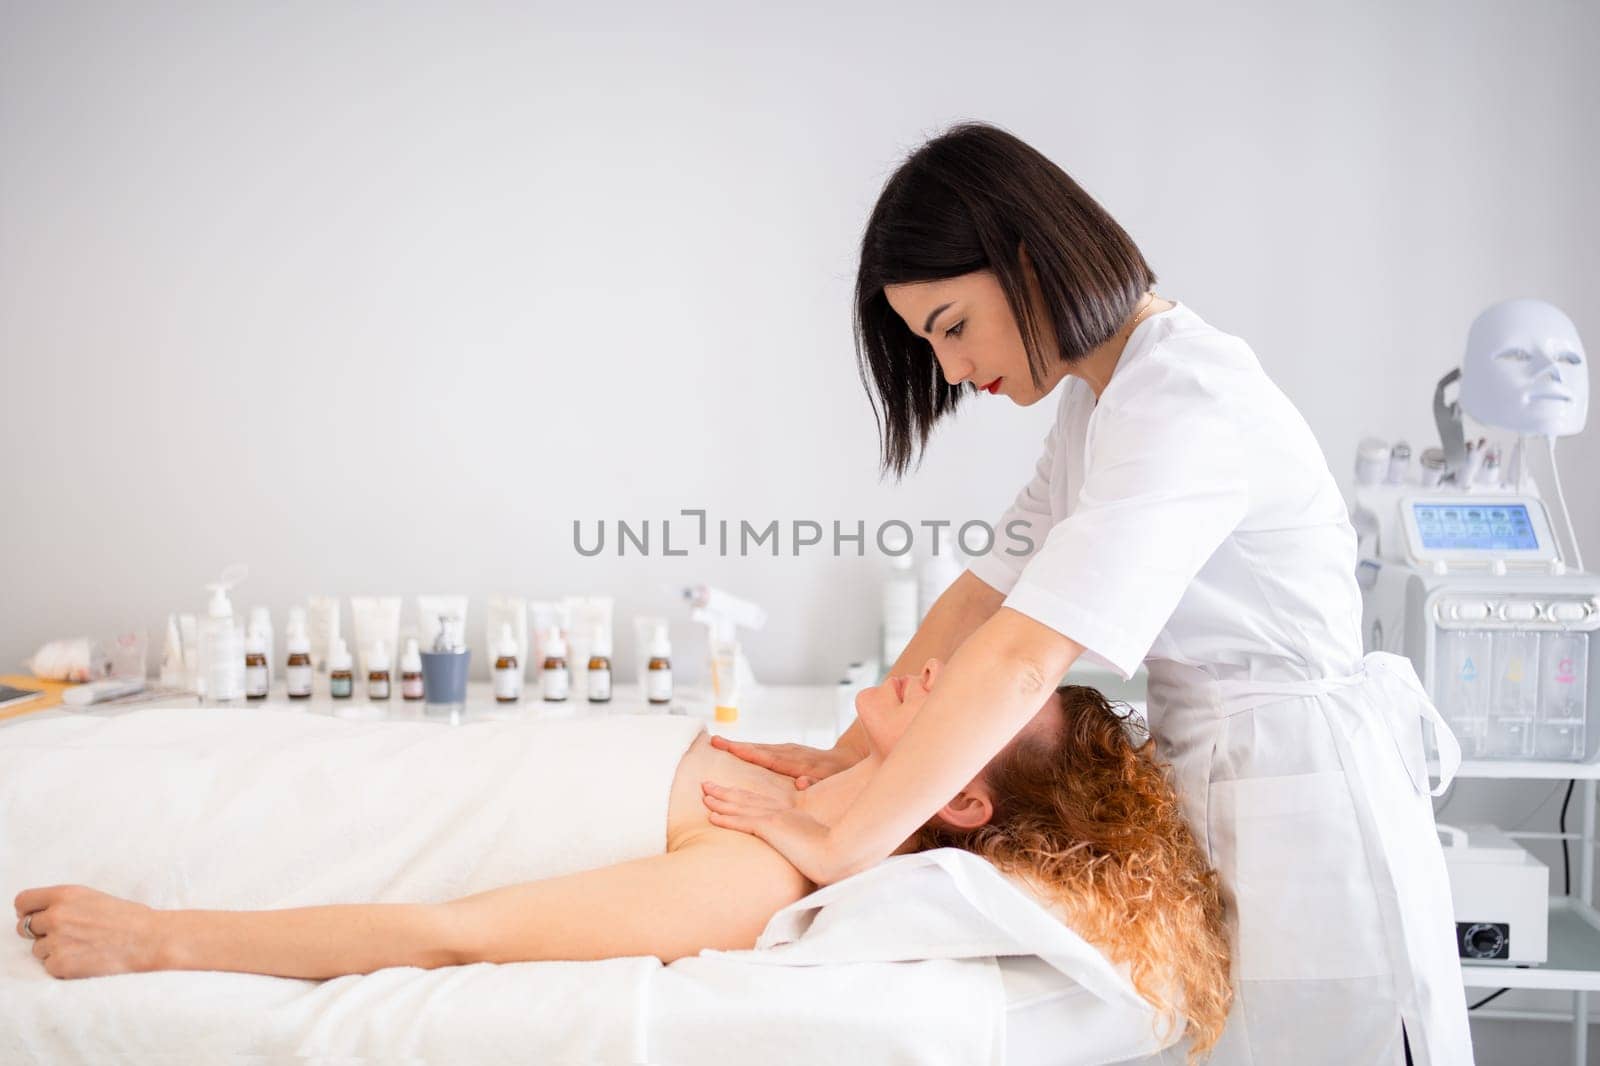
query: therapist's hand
[
  {"left": 707, "top": 736, "right": 863, "bottom": 790},
  {"left": 700, "top": 782, "right": 841, "bottom": 884}
]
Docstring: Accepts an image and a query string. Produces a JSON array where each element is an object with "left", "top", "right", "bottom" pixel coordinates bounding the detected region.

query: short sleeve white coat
[
  {"left": 966, "top": 301, "right": 1474, "bottom": 1064},
  {"left": 967, "top": 301, "right": 1364, "bottom": 684}
]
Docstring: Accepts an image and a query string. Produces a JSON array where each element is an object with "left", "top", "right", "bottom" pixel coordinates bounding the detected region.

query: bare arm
[
  {"left": 155, "top": 834, "right": 809, "bottom": 978},
  {"left": 159, "top": 899, "right": 456, "bottom": 978},
  {"left": 826, "top": 608, "right": 1080, "bottom": 878},
  {"left": 835, "top": 568, "right": 1005, "bottom": 757},
  {"left": 707, "top": 607, "right": 1083, "bottom": 885},
  {"left": 444, "top": 832, "right": 810, "bottom": 964}
]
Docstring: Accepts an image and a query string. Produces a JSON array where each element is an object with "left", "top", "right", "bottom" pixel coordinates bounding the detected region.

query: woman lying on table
[{"left": 14, "top": 660, "right": 1230, "bottom": 1054}]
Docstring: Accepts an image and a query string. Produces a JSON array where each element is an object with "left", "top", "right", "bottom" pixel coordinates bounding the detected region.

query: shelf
[
  {"left": 0, "top": 681, "right": 846, "bottom": 750},
  {"left": 1462, "top": 898, "right": 1600, "bottom": 991},
  {"left": 1432, "top": 758, "right": 1600, "bottom": 780}
]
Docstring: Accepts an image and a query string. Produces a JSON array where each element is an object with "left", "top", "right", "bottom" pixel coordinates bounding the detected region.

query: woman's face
[
  {"left": 855, "top": 658, "right": 1063, "bottom": 765},
  {"left": 882, "top": 263, "right": 1067, "bottom": 407}
]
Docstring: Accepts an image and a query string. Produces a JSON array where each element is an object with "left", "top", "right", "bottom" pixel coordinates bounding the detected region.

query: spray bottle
[{"left": 681, "top": 585, "right": 766, "bottom": 723}]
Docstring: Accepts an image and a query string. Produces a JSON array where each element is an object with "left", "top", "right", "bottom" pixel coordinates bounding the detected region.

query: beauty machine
[{"left": 1350, "top": 299, "right": 1598, "bottom": 763}]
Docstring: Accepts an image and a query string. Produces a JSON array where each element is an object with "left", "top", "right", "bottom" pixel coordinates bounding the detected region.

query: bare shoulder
[{"left": 665, "top": 733, "right": 813, "bottom": 897}]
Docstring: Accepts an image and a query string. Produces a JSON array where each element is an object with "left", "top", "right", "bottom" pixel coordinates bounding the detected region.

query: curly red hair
[{"left": 913, "top": 685, "right": 1231, "bottom": 1059}]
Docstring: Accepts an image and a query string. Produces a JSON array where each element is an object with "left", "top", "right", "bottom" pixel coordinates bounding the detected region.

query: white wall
[
  {"left": 3, "top": 2, "right": 1596, "bottom": 685},
  {"left": 3, "top": 1, "right": 1600, "bottom": 1058}
]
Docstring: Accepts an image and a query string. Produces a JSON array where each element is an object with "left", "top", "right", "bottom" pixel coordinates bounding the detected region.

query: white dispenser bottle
[{"left": 199, "top": 582, "right": 245, "bottom": 702}]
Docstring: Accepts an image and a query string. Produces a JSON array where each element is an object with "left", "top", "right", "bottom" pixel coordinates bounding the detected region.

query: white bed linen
[
  {"left": 0, "top": 704, "right": 1005, "bottom": 1065},
  {"left": 1, "top": 703, "right": 1174, "bottom": 1065}
]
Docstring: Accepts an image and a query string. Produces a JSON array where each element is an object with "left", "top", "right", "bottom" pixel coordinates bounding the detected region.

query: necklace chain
[{"left": 1126, "top": 294, "right": 1156, "bottom": 337}]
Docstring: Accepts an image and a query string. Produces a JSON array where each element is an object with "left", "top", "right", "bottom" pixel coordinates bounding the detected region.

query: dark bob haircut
[{"left": 854, "top": 122, "right": 1157, "bottom": 478}]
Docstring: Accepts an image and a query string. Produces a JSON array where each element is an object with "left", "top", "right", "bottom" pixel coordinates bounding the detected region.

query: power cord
[
  {"left": 1468, "top": 988, "right": 1509, "bottom": 1011},
  {"left": 1560, "top": 778, "right": 1577, "bottom": 896}
]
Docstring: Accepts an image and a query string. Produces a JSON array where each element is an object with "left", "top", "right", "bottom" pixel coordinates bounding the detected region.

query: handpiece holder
[{"left": 1433, "top": 368, "right": 1467, "bottom": 484}]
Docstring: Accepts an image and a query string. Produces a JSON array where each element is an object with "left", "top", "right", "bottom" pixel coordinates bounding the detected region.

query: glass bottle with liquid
[
  {"left": 400, "top": 637, "right": 424, "bottom": 701},
  {"left": 587, "top": 625, "right": 612, "bottom": 704},
  {"left": 542, "top": 629, "right": 570, "bottom": 702},
  {"left": 244, "top": 631, "right": 270, "bottom": 700},
  {"left": 494, "top": 623, "right": 522, "bottom": 703},
  {"left": 285, "top": 631, "right": 312, "bottom": 699},
  {"left": 330, "top": 639, "right": 354, "bottom": 699},
  {"left": 646, "top": 631, "right": 672, "bottom": 706},
  {"left": 367, "top": 640, "right": 392, "bottom": 701}
]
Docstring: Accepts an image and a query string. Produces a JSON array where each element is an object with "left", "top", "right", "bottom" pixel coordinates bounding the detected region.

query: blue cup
[{"left": 420, "top": 649, "right": 471, "bottom": 716}]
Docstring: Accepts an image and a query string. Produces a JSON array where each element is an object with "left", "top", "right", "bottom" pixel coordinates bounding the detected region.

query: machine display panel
[{"left": 1412, "top": 503, "right": 1540, "bottom": 552}]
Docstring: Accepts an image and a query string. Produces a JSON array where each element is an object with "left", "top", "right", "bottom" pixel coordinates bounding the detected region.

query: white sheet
[{"left": 0, "top": 704, "right": 1006, "bottom": 1065}]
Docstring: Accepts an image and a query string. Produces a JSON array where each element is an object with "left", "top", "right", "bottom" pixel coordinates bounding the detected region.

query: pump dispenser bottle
[{"left": 200, "top": 582, "right": 245, "bottom": 703}]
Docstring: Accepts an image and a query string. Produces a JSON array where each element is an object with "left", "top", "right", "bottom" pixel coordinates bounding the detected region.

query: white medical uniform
[{"left": 967, "top": 302, "right": 1473, "bottom": 1066}]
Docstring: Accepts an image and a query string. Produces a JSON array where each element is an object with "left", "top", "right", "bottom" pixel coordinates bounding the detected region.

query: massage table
[{"left": 0, "top": 689, "right": 1180, "bottom": 1065}]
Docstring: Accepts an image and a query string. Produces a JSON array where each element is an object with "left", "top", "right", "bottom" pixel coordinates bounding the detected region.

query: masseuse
[{"left": 703, "top": 123, "right": 1472, "bottom": 1066}]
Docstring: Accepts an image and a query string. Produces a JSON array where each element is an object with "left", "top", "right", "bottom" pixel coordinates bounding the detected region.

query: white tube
[
  {"left": 350, "top": 597, "right": 402, "bottom": 679},
  {"left": 1547, "top": 436, "right": 1586, "bottom": 573},
  {"left": 306, "top": 596, "right": 340, "bottom": 674}
]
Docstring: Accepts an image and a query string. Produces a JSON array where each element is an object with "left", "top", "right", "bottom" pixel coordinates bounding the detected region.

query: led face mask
[{"left": 1461, "top": 298, "right": 1588, "bottom": 438}]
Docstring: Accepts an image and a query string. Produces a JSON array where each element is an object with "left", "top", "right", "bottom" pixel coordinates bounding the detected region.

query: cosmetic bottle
[
  {"left": 400, "top": 637, "right": 424, "bottom": 700},
  {"left": 248, "top": 606, "right": 275, "bottom": 684},
  {"left": 587, "top": 625, "right": 613, "bottom": 704},
  {"left": 285, "top": 631, "right": 312, "bottom": 699},
  {"left": 199, "top": 582, "right": 245, "bottom": 703},
  {"left": 494, "top": 623, "right": 522, "bottom": 703},
  {"left": 541, "top": 628, "right": 570, "bottom": 702},
  {"left": 330, "top": 638, "right": 354, "bottom": 699},
  {"left": 646, "top": 631, "right": 673, "bottom": 706},
  {"left": 244, "top": 632, "right": 269, "bottom": 700},
  {"left": 368, "top": 639, "right": 392, "bottom": 700}
]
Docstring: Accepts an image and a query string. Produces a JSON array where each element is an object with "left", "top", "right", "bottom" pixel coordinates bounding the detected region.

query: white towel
[{"left": 0, "top": 705, "right": 705, "bottom": 906}]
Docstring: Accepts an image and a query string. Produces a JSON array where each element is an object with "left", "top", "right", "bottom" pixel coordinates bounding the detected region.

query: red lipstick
[{"left": 982, "top": 377, "right": 1003, "bottom": 394}]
